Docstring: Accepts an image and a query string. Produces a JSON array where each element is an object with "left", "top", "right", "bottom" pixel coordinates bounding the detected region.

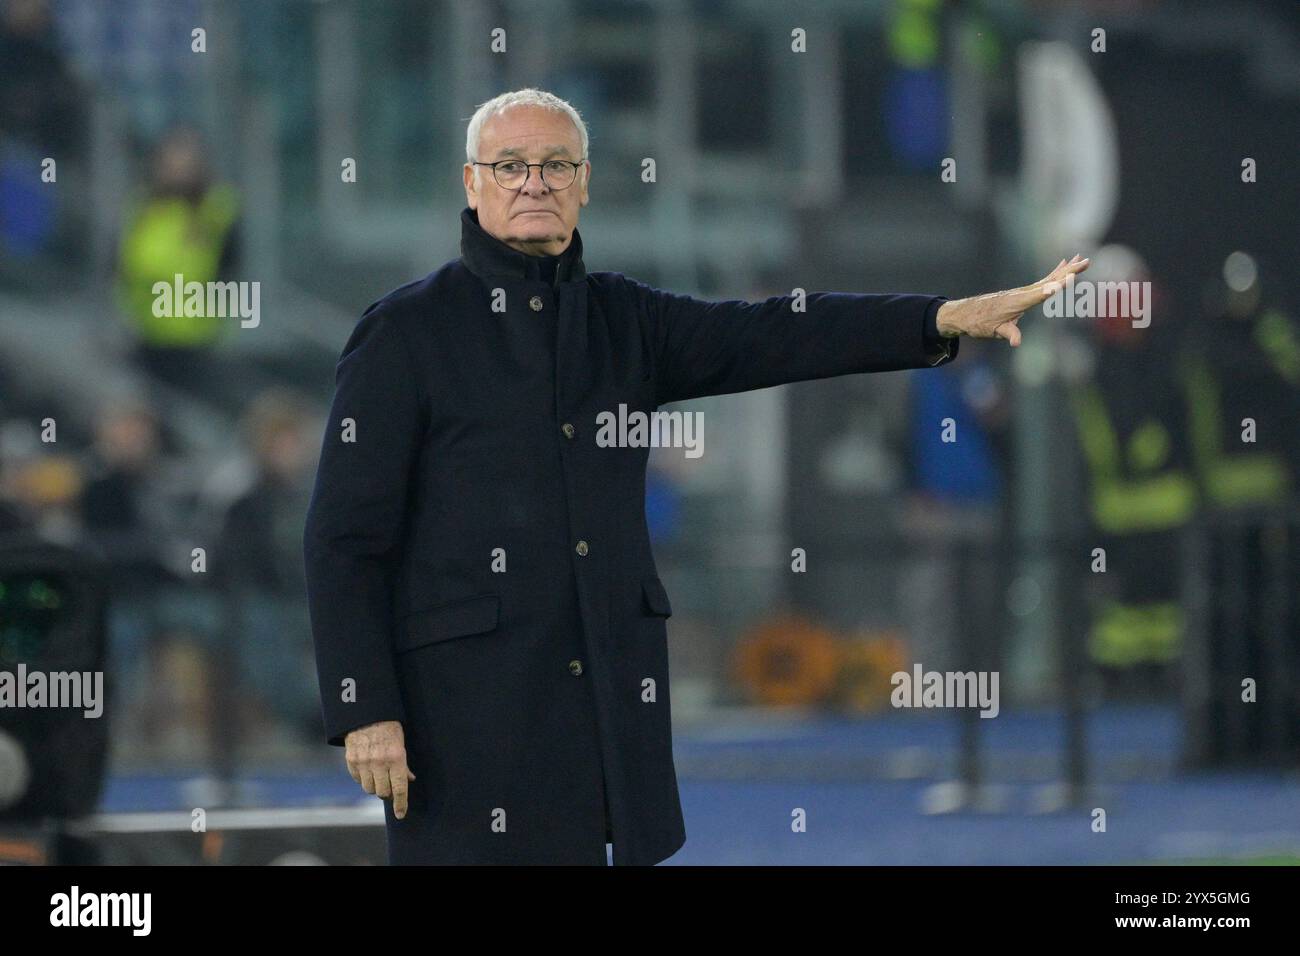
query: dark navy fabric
[{"left": 303, "top": 206, "right": 959, "bottom": 865}]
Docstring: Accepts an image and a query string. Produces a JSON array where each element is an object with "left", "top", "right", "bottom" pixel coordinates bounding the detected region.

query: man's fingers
[
  {"left": 1026, "top": 256, "right": 1092, "bottom": 305},
  {"left": 1050, "top": 255, "right": 1090, "bottom": 283},
  {"left": 997, "top": 320, "right": 1022, "bottom": 347},
  {"left": 1035, "top": 261, "right": 1065, "bottom": 287},
  {"left": 1039, "top": 254, "right": 1089, "bottom": 287},
  {"left": 343, "top": 724, "right": 413, "bottom": 807},
  {"left": 373, "top": 764, "right": 394, "bottom": 800},
  {"left": 391, "top": 766, "right": 410, "bottom": 819}
]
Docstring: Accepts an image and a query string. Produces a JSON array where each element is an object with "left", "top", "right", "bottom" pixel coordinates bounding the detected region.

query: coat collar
[{"left": 459, "top": 206, "right": 587, "bottom": 284}]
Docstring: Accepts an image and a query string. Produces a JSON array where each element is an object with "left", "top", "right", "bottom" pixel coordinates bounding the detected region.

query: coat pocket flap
[
  {"left": 396, "top": 593, "right": 500, "bottom": 652},
  {"left": 641, "top": 577, "right": 673, "bottom": 617}
]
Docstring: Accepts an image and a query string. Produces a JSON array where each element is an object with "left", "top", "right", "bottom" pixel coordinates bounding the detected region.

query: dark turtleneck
[
  {"left": 536, "top": 251, "right": 561, "bottom": 288},
  {"left": 460, "top": 206, "right": 585, "bottom": 289}
]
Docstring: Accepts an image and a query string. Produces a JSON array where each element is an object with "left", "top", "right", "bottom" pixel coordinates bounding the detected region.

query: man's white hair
[{"left": 465, "top": 88, "right": 589, "bottom": 187}]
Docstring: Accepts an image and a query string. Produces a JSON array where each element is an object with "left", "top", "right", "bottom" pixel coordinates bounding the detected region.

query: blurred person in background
[
  {"left": 80, "top": 399, "right": 163, "bottom": 544},
  {"left": 115, "top": 125, "right": 242, "bottom": 409},
  {"left": 78, "top": 399, "right": 172, "bottom": 728},
  {"left": 1066, "top": 247, "right": 1193, "bottom": 698},
  {"left": 76, "top": 397, "right": 223, "bottom": 759},
  {"left": 212, "top": 389, "right": 319, "bottom": 773},
  {"left": 900, "top": 337, "right": 1011, "bottom": 676},
  {"left": 1179, "top": 252, "right": 1298, "bottom": 513},
  {"left": 0, "top": 0, "right": 84, "bottom": 276},
  {"left": 1177, "top": 253, "right": 1300, "bottom": 758}
]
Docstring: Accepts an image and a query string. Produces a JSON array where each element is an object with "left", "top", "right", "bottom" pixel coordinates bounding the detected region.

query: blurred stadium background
[{"left": 1, "top": 0, "right": 1298, "bottom": 864}]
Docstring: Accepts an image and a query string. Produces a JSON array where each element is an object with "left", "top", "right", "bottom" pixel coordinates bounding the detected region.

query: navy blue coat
[{"left": 303, "top": 206, "right": 958, "bottom": 865}]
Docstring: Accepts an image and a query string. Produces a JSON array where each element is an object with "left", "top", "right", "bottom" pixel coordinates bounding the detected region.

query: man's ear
[{"left": 463, "top": 163, "right": 479, "bottom": 208}]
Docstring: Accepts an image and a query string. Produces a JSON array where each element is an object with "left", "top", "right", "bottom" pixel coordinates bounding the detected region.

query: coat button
[
  {"left": 568, "top": 659, "right": 584, "bottom": 677},
  {"left": 575, "top": 540, "right": 588, "bottom": 556},
  {"left": 529, "top": 295, "right": 544, "bottom": 311},
  {"left": 561, "top": 422, "right": 575, "bottom": 439}
]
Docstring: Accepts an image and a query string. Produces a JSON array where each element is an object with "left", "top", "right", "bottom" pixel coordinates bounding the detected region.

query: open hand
[{"left": 936, "top": 255, "right": 1091, "bottom": 347}]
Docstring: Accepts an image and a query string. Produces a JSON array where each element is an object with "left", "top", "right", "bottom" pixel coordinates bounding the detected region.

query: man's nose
[{"left": 520, "top": 165, "right": 549, "bottom": 194}]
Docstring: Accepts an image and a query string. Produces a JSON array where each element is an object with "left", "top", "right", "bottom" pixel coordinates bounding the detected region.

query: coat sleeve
[
  {"left": 303, "top": 303, "right": 424, "bottom": 747},
  {"left": 630, "top": 278, "right": 958, "bottom": 406}
]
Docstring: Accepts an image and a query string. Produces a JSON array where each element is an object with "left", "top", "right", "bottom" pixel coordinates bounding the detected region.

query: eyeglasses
[{"left": 472, "top": 158, "right": 586, "bottom": 191}]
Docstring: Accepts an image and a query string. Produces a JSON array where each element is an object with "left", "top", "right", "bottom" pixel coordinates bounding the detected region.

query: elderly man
[{"left": 303, "top": 88, "right": 1089, "bottom": 866}]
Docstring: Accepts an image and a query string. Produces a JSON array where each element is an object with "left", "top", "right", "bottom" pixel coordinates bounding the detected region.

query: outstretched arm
[{"left": 632, "top": 279, "right": 956, "bottom": 406}]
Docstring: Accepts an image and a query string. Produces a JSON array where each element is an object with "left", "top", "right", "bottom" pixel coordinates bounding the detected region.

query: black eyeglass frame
[{"left": 471, "top": 158, "right": 588, "bottom": 190}]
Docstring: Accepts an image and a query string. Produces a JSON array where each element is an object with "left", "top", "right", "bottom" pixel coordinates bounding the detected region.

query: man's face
[{"left": 463, "top": 105, "right": 590, "bottom": 257}]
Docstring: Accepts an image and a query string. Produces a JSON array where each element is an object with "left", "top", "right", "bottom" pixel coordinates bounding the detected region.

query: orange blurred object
[{"left": 731, "top": 614, "right": 841, "bottom": 707}]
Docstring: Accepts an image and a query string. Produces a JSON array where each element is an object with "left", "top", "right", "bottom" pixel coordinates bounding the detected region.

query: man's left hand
[{"left": 936, "top": 255, "right": 1091, "bottom": 347}]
